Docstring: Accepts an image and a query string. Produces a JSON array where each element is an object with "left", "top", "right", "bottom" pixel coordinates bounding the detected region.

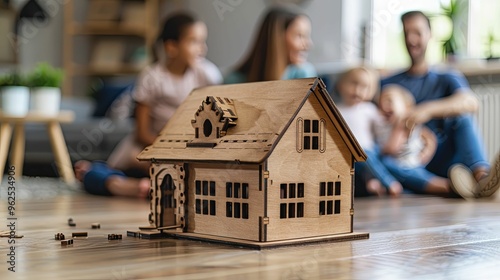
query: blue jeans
[
  {"left": 380, "top": 156, "right": 433, "bottom": 193},
  {"left": 355, "top": 147, "right": 398, "bottom": 192},
  {"left": 426, "top": 114, "right": 489, "bottom": 177},
  {"left": 377, "top": 114, "right": 489, "bottom": 193}
]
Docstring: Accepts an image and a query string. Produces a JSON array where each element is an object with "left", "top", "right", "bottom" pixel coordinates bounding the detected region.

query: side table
[{"left": 0, "top": 111, "right": 76, "bottom": 184}]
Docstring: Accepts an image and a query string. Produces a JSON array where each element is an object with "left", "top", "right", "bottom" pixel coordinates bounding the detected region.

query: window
[
  {"left": 195, "top": 180, "right": 216, "bottom": 216},
  {"left": 280, "top": 183, "right": 305, "bottom": 219},
  {"left": 319, "top": 181, "right": 341, "bottom": 215},
  {"left": 296, "top": 118, "right": 326, "bottom": 153},
  {"left": 369, "top": 0, "right": 448, "bottom": 68},
  {"left": 226, "top": 182, "right": 249, "bottom": 219},
  {"left": 359, "top": 1, "right": 498, "bottom": 69},
  {"left": 469, "top": 0, "right": 500, "bottom": 59}
]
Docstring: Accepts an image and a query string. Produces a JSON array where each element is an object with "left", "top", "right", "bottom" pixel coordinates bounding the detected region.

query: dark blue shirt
[
  {"left": 381, "top": 69, "right": 470, "bottom": 104},
  {"left": 381, "top": 69, "right": 471, "bottom": 134}
]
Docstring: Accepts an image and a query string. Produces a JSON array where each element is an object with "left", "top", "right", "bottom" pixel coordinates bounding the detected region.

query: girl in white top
[
  {"left": 336, "top": 67, "right": 403, "bottom": 197},
  {"left": 75, "top": 12, "right": 222, "bottom": 197}
]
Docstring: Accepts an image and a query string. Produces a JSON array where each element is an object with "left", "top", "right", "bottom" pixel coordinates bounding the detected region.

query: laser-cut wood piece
[
  {"left": 55, "top": 233, "right": 65, "bottom": 240},
  {"left": 0, "top": 230, "right": 23, "bottom": 238},
  {"left": 108, "top": 234, "right": 122, "bottom": 240},
  {"left": 61, "top": 239, "right": 73, "bottom": 246},
  {"left": 91, "top": 223, "right": 100, "bottom": 229},
  {"left": 72, "top": 232, "right": 88, "bottom": 238},
  {"left": 135, "top": 78, "right": 369, "bottom": 248}
]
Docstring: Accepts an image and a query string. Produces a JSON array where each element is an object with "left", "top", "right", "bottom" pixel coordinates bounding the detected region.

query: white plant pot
[
  {"left": 1, "top": 86, "right": 30, "bottom": 116},
  {"left": 30, "top": 87, "right": 61, "bottom": 116}
]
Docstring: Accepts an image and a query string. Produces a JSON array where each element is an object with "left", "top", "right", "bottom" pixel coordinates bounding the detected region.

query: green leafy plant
[
  {"left": 485, "top": 30, "right": 498, "bottom": 59},
  {"left": 0, "top": 73, "right": 28, "bottom": 87},
  {"left": 440, "top": 0, "right": 460, "bottom": 56},
  {"left": 27, "top": 63, "right": 64, "bottom": 88}
]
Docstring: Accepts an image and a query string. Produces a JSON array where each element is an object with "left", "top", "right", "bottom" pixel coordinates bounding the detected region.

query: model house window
[
  {"left": 279, "top": 183, "right": 305, "bottom": 219},
  {"left": 195, "top": 180, "right": 216, "bottom": 216},
  {"left": 296, "top": 118, "right": 326, "bottom": 153},
  {"left": 319, "top": 181, "right": 341, "bottom": 215},
  {"left": 225, "top": 182, "right": 249, "bottom": 219}
]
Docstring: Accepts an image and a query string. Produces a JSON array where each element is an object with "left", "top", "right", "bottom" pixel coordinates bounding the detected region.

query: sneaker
[
  {"left": 449, "top": 164, "right": 479, "bottom": 199},
  {"left": 449, "top": 153, "right": 500, "bottom": 199},
  {"left": 477, "top": 153, "right": 500, "bottom": 197}
]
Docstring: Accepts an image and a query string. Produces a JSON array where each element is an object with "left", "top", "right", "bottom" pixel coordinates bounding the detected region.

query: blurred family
[
  {"left": 341, "top": 11, "right": 498, "bottom": 198},
  {"left": 74, "top": 6, "right": 499, "bottom": 200}
]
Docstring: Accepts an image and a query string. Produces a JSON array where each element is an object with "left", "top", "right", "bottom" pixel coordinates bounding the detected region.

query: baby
[
  {"left": 375, "top": 84, "right": 435, "bottom": 168},
  {"left": 375, "top": 84, "right": 453, "bottom": 195}
]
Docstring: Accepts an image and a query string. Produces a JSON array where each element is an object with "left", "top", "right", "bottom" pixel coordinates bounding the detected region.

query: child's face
[
  {"left": 285, "top": 15, "right": 312, "bottom": 65},
  {"left": 168, "top": 21, "right": 208, "bottom": 67},
  {"left": 338, "top": 69, "right": 371, "bottom": 106},
  {"left": 378, "top": 91, "right": 407, "bottom": 123}
]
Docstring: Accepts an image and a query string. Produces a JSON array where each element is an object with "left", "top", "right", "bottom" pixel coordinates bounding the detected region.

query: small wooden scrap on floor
[
  {"left": 91, "top": 223, "right": 100, "bottom": 229},
  {"left": 108, "top": 234, "right": 122, "bottom": 240},
  {"left": 55, "top": 233, "right": 65, "bottom": 240},
  {"left": 0, "top": 230, "right": 23, "bottom": 238},
  {"left": 72, "top": 232, "right": 88, "bottom": 238},
  {"left": 61, "top": 239, "right": 73, "bottom": 246},
  {"left": 68, "top": 218, "right": 76, "bottom": 227}
]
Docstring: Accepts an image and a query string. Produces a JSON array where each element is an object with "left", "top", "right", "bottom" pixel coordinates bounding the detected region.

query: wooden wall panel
[
  {"left": 266, "top": 94, "right": 353, "bottom": 241},
  {"left": 186, "top": 163, "right": 263, "bottom": 241}
]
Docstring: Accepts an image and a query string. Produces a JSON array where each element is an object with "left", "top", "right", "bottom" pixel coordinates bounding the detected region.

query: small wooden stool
[{"left": 0, "top": 111, "right": 76, "bottom": 184}]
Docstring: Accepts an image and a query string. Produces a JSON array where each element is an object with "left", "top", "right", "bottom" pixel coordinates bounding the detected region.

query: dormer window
[
  {"left": 191, "top": 96, "right": 237, "bottom": 140},
  {"left": 189, "top": 96, "right": 238, "bottom": 147},
  {"left": 203, "top": 119, "right": 213, "bottom": 137}
]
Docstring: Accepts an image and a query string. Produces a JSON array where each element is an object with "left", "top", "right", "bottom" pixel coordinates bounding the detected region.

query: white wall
[
  {"left": 162, "top": 0, "right": 347, "bottom": 74},
  {"left": 10, "top": 0, "right": 63, "bottom": 73}
]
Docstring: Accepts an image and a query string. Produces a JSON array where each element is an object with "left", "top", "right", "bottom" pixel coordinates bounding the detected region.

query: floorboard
[{"left": 1, "top": 178, "right": 500, "bottom": 279}]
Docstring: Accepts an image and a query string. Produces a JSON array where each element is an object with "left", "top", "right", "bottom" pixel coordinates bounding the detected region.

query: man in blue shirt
[{"left": 381, "top": 11, "right": 499, "bottom": 197}]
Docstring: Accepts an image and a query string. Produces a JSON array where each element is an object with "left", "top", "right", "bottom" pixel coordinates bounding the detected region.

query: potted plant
[
  {"left": 27, "top": 62, "right": 64, "bottom": 115},
  {"left": 440, "top": 0, "right": 464, "bottom": 62},
  {"left": 0, "top": 72, "right": 30, "bottom": 116}
]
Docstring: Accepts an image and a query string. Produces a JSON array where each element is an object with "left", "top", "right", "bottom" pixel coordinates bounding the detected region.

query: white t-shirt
[
  {"left": 107, "top": 59, "right": 222, "bottom": 170},
  {"left": 134, "top": 59, "right": 222, "bottom": 133},
  {"left": 337, "top": 102, "right": 380, "bottom": 150}
]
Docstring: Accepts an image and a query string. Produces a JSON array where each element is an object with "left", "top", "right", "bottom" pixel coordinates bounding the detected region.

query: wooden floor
[{"left": 2, "top": 178, "right": 500, "bottom": 279}]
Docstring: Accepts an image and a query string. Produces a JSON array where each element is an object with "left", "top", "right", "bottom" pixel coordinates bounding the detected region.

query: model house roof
[{"left": 137, "top": 78, "right": 366, "bottom": 164}]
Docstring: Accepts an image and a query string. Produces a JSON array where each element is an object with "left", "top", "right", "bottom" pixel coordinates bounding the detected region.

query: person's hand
[
  {"left": 405, "top": 104, "right": 433, "bottom": 130},
  {"left": 419, "top": 126, "right": 437, "bottom": 166}
]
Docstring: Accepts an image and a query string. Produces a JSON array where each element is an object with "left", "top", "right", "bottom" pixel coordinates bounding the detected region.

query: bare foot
[
  {"left": 473, "top": 166, "right": 489, "bottom": 182},
  {"left": 106, "top": 176, "right": 150, "bottom": 198},
  {"left": 425, "top": 177, "right": 452, "bottom": 195},
  {"left": 74, "top": 160, "right": 92, "bottom": 182},
  {"left": 138, "top": 178, "right": 150, "bottom": 199},
  {"left": 388, "top": 182, "right": 403, "bottom": 198},
  {"left": 366, "top": 179, "right": 385, "bottom": 197}
]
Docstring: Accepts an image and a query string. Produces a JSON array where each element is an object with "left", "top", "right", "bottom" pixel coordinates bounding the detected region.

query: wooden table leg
[
  {"left": 47, "top": 121, "right": 75, "bottom": 184},
  {"left": 10, "top": 123, "right": 25, "bottom": 180},
  {"left": 0, "top": 123, "right": 13, "bottom": 183}
]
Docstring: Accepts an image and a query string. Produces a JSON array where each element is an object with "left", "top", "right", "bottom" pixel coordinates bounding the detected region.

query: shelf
[
  {"left": 63, "top": 0, "right": 160, "bottom": 96},
  {"left": 70, "top": 22, "right": 146, "bottom": 36},
  {"left": 72, "top": 64, "right": 143, "bottom": 76}
]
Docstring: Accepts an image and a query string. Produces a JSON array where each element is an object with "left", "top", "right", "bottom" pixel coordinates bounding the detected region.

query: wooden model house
[{"left": 134, "top": 78, "right": 368, "bottom": 248}]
